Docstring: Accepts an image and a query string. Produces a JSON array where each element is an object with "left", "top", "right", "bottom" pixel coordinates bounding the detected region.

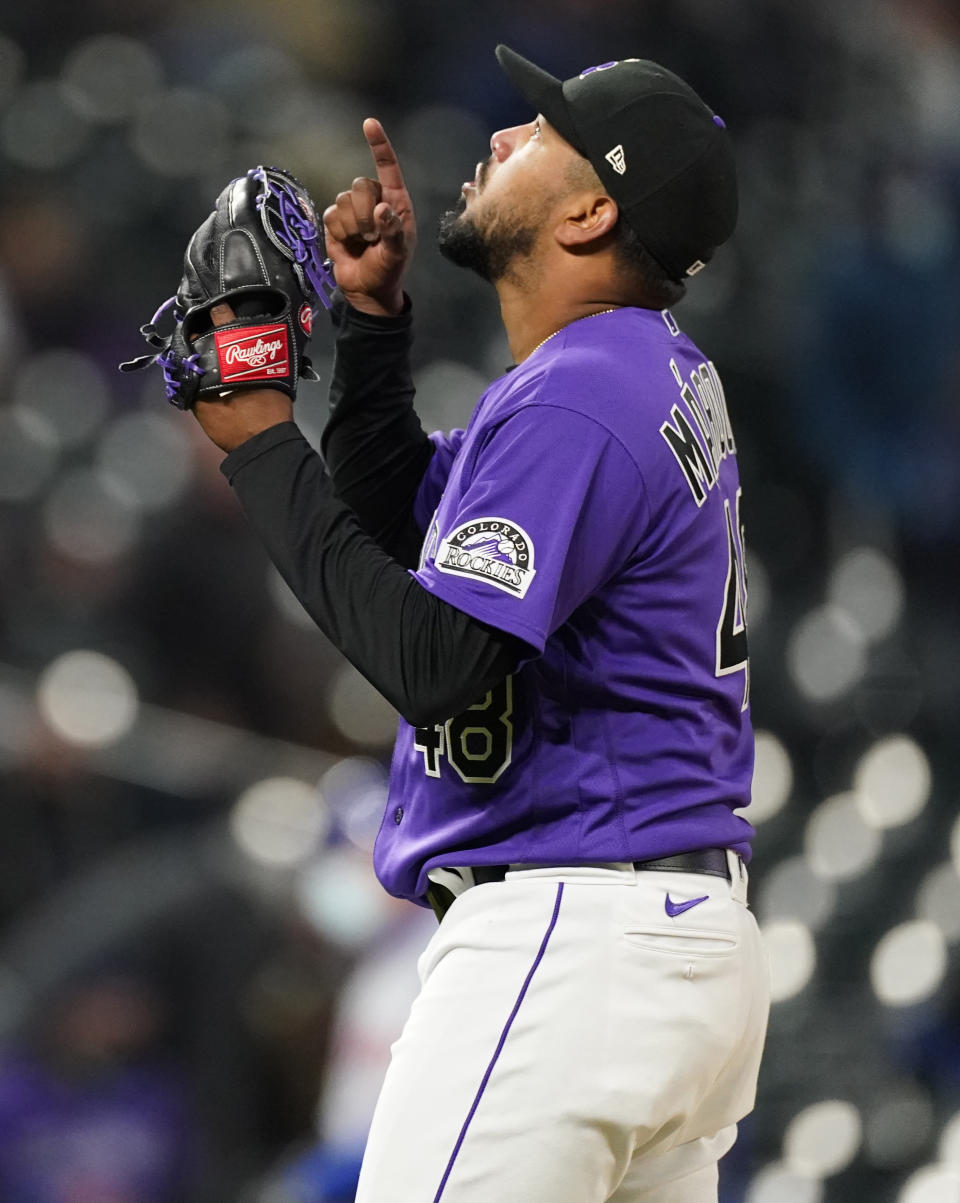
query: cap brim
[{"left": 494, "top": 45, "right": 586, "bottom": 155}]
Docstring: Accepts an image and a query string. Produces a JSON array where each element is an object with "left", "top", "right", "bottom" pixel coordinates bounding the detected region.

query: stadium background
[{"left": 0, "top": 0, "right": 957, "bottom": 1199}]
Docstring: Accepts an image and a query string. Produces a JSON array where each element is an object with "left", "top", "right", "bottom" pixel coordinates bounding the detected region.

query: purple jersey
[{"left": 375, "top": 307, "right": 754, "bottom": 903}]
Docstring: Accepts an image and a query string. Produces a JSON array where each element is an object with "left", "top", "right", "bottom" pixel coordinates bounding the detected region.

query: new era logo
[{"left": 605, "top": 144, "right": 627, "bottom": 175}]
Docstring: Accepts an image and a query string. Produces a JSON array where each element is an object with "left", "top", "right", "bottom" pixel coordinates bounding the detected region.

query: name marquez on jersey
[{"left": 659, "top": 358, "right": 736, "bottom": 507}]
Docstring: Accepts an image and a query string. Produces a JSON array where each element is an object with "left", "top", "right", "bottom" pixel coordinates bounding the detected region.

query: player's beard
[{"left": 437, "top": 194, "right": 538, "bottom": 284}]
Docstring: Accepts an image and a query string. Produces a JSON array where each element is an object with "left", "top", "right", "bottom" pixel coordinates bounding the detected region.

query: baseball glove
[{"left": 120, "top": 165, "right": 337, "bottom": 410}]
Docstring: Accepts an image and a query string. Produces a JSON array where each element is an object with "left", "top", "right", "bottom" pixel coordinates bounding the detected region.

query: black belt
[{"left": 425, "top": 848, "right": 735, "bottom": 922}]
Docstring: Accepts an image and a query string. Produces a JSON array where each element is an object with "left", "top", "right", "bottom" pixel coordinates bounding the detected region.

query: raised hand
[{"left": 322, "top": 119, "right": 416, "bottom": 317}]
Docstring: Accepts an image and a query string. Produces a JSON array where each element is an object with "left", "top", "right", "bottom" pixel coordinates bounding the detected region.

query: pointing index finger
[{"left": 363, "top": 117, "right": 407, "bottom": 195}]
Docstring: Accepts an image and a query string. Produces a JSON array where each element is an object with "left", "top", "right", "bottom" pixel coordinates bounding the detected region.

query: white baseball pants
[{"left": 355, "top": 857, "right": 769, "bottom": 1202}]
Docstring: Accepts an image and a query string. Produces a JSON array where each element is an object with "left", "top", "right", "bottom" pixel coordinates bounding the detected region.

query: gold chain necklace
[{"left": 528, "top": 307, "right": 621, "bottom": 356}]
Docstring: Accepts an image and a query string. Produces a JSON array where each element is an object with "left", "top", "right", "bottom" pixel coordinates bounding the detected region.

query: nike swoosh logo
[{"left": 665, "top": 893, "right": 710, "bottom": 918}]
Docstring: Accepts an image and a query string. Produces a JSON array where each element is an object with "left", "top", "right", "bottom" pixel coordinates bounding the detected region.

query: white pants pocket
[{"left": 621, "top": 927, "right": 739, "bottom": 958}]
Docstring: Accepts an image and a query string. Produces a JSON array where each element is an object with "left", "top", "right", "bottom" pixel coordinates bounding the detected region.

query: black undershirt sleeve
[
  {"left": 320, "top": 295, "right": 434, "bottom": 569},
  {"left": 221, "top": 422, "right": 529, "bottom": 729}
]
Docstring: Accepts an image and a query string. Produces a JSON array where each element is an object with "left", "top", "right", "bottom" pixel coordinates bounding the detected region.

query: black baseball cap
[{"left": 495, "top": 45, "right": 738, "bottom": 282}]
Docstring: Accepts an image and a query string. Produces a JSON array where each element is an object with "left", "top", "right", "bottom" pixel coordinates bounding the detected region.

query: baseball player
[{"left": 176, "top": 44, "right": 769, "bottom": 1203}]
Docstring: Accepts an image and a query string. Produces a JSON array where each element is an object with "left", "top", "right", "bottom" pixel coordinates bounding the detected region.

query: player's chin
[
  {"left": 437, "top": 209, "right": 460, "bottom": 249},
  {"left": 437, "top": 203, "right": 472, "bottom": 246},
  {"left": 436, "top": 207, "right": 488, "bottom": 276}
]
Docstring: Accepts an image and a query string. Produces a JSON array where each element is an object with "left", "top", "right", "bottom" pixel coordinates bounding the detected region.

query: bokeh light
[
  {"left": 95, "top": 410, "right": 196, "bottom": 512},
  {"left": 870, "top": 921, "right": 947, "bottom": 1007},
  {"left": 898, "top": 1164, "right": 960, "bottom": 1203},
  {"left": 749, "top": 730, "right": 793, "bottom": 823},
  {"left": 321, "top": 756, "right": 390, "bottom": 852},
  {"left": 12, "top": 348, "right": 109, "bottom": 449},
  {"left": 746, "top": 1163, "right": 823, "bottom": 1203},
  {"left": 864, "top": 1085, "right": 935, "bottom": 1169},
  {"left": 949, "top": 814, "right": 960, "bottom": 877},
  {"left": 854, "top": 735, "right": 931, "bottom": 830},
  {"left": 0, "top": 406, "right": 60, "bottom": 503},
  {"left": 757, "top": 856, "right": 836, "bottom": 930},
  {"left": 1, "top": 79, "right": 90, "bottom": 169},
  {"left": 230, "top": 777, "right": 329, "bottom": 868},
  {"left": 761, "top": 920, "right": 816, "bottom": 1003},
  {"left": 37, "top": 650, "right": 139, "bottom": 748},
  {"left": 61, "top": 35, "right": 164, "bottom": 123},
  {"left": 784, "top": 1099, "right": 862, "bottom": 1178},
  {"left": 804, "top": 792, "right": 882, "bottom": 882},
  {"left": 131, "top": 87, "right": 231, "bottom": 177},
  {"left": 828, "top": 546, "right": 905, "bottom": 642},
  {"left": 939, "top": 1111, "right": 960, "bottom": 1164},
  {"left": 915, "top": 864, "right": 960, "bottom": 942},
  {"left": 44, "top": 468, "right": 140, "bottom": 565},
  {"left": 296, "top": 849, "right": 391, "bottom": 948},
  {"left": 787, "top": 605, "right": 867, "bottom": 703},
  {"left": 207, "top": 44, "right": 305, "bottom": 134}
]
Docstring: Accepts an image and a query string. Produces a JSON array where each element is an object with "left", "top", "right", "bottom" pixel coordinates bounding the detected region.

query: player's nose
[{"left": 489, "top": 124, "right": 525, "bottom": 161}]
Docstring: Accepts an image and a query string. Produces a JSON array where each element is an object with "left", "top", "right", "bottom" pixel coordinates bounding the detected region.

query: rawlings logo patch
[
  {"left": 435, "top": 517, "right": 536, "bottom": 598},
  {"left": 298, "top": 303, "right": 313, "bottom": 335},
  {"left": 215, "top": 324, "right": 289, "bottom": 383}
]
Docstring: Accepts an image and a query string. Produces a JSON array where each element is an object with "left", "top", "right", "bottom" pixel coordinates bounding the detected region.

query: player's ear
[{"left": 554, "top": 193, "right": 618, "bottom": 248}]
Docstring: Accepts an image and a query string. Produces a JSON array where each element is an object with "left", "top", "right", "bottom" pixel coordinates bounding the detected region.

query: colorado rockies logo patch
[{"left": 435, "top": 517, "right": 536, "bottom": 598}]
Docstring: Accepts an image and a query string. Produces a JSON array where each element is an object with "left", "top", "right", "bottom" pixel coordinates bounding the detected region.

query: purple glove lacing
[
  {"left": 157, "top": 349, "right": 205, "bottom": 406},
  {"left": 251, "top": 166, "right": 337, "bottom": 311},
  {"left": 149, "top": 295, "right": 183, "bottom": 329}
]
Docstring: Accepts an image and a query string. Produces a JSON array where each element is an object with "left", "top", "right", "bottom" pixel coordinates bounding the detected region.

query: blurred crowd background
[{"left": 0, "top": 0, "right": 957, "bottom": 1200}]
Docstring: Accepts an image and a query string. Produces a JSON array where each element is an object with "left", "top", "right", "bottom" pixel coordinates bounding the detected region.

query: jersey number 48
[
  {"left": 716, "top": 488, "right": 749, "bottom": 711},
  {"left": 414, "top": 677, "right": 514, "bottom": 784}
]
